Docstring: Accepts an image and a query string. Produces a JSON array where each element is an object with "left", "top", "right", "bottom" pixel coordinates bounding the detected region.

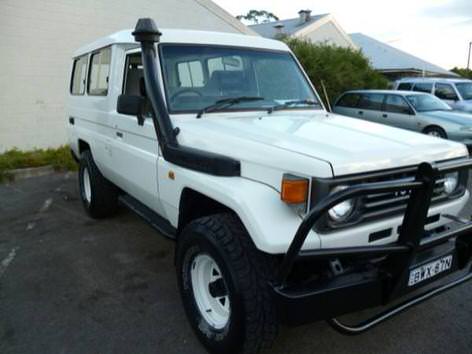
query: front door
[
  {"left": 109, "top": 50, "right": 164, "bottom": 215},
  {"left": 382, "top": 94, "right": 418, "bottom": 132}
]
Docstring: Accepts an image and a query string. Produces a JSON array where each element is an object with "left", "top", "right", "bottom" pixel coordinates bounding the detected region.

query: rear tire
[
  {"left": 423, "top": 126, "right": 447, "bottom": 139},
  {"left": 78, "top": 150, "right": 118, "bottom": 218},
  {"left": 176, "top": 213, "right": 278, "bottom": 354}
]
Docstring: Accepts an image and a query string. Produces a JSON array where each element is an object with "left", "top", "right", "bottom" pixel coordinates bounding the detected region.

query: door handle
[
  {"left": 382, "top": 114, "right": 388, "bottom": 118},
  {"left": 116, "top": 132, "right": 123, "bottom": 138},
  {"left": 69, "top": 117, "right": 75, "bottom": 125},
  {"left": 358, "top": 111, "right": 363, "bottom": 115}
]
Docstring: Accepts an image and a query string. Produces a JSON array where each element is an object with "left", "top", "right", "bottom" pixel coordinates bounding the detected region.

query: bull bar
[{"left": 272, "top": 159, "right": 472, "bottom": 333}]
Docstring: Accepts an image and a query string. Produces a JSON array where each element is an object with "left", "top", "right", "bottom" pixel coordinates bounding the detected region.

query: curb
[{"left": 7, "top": 165, "right": 55, "bottom": 181}]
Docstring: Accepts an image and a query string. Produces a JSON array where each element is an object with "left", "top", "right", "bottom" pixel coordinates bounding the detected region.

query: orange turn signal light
[{"left": 281, "top": 176, "right": 309, "bottom": 204}]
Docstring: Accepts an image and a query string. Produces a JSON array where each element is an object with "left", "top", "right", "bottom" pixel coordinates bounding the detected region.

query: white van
[
  {"left": 394, "top": 77, "right": 472, "bottom": 112},
  {"left": 67, "top": 18, "right": 472, "bottom": 354}
]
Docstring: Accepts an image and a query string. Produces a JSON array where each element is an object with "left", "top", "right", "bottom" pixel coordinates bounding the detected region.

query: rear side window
[
  {"left": 384, "top": 95, "right": 412, "bottom": 114},
  {"left": 358, "top": 93, "right": 385, "bottom": 110},
  {"left": 70, "top": 55, "right": 88, "bottom": 95},
  {"left": 397, "top": 82, "right": 412, "bottom": 90},
  {"left": 412, "top": 83, "right": 433, "bottom": 93},
  {"left": 336, "top": 93, "right": 361, "bottom": 108},
  {"left": 435, "top": 83, "right": 458, "bottom": 100},
  {"left": 88, "top": 47, "right": 111, "bottom": 96}
]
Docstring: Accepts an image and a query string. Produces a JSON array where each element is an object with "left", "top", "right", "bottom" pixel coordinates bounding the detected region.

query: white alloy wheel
[
  {"left": 82, "top": 167, "right": 92, "bottom": 203},
  {"left": 191, "top": 254, "right": 230, "bottom": 329}
]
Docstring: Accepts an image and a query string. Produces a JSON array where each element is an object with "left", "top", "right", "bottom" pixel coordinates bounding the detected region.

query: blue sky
[{"left": 214, "top": 0, "right": 472, "bottom": 70}]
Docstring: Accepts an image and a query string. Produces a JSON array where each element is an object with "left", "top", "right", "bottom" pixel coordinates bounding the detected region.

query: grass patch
[{"left": 0, "top": 146, "right": 78, "bottom": 182}]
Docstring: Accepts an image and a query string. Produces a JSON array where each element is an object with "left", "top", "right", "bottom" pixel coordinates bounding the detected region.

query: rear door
[
  {"left": 382, "top": 94, "right": 418, "bottom": 131},
  {"left": 357, "top": 93, "right": 385, "bottom": 123}
]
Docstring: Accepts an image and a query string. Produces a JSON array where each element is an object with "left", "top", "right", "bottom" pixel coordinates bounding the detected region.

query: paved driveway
[{"left": 0, "top": 172, "right": 471, "bottom": 354}]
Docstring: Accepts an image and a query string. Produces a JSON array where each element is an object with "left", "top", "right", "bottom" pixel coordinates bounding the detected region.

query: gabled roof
[
  {"left": 249, "top": 14, "right": 329, "bottom": 38},
  {"left": 350, "top": 33, "right": 458, "bottom": 77}
]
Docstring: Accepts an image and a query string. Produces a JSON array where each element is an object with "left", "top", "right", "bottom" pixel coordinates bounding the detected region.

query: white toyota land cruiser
[{"left": 68, "top": 19, "right": 472, "bottom": 354}]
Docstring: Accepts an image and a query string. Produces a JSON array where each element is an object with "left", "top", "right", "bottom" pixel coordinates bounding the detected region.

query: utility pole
[{"left": 468, "top": 41, "right": 472, "bottom": 70}]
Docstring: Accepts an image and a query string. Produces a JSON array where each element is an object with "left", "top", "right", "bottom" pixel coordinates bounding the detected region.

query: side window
[
  {"left": 70, "top": 55, "right": 88, "bottom": 95},
  {"left": 435, "top": 83, "right": 458, "bottom": 100},
  {"left": 177, "top": 61, "right": 204, "bottom": 87},
  {"left": 397, "top": 82, "right": 413, "bottom": 91},
  {"left": 384, "top": 95, "right": 412, "bottom": 114},
  {"left": 88, "top": 47, "right": 111, "bottom": 96},
  {"left": 336, "top": 93, "right": 360, "bottom": 108},
  {"left": 412, "top": 82, "right": 433, "bottom": 93},
  {"left": 358, "top": 93, "right": 385, "bottom": 110}
]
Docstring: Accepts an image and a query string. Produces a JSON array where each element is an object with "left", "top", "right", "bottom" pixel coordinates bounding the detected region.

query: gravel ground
[{"left": 0, "top": 172, "right": 471, "bottom": 354}]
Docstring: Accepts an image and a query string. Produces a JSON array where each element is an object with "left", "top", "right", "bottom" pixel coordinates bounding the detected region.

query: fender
[{"left": 157, "top": 158, "right": 321, "bottom": 254}]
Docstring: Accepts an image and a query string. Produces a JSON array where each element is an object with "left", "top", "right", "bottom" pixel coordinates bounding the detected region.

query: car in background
[
  {"left": 333, "top": 90, "right": 472, "bottom": 147},
  {"left": 393, "top": 77, "right": 472, "bottom": 113}
]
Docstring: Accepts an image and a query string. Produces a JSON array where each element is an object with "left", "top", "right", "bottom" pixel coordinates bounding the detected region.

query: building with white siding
[{"left": 0, "top": 0, "right": 255, "bottom": 152}]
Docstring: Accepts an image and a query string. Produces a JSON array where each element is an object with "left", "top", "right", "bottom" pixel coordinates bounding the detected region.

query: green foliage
[
  {"left": 0, "top": 145, "right": 77, "bottom": 182},
  {"left": 236, "top": 10, "right": 279, "bottom": 24},
  {"left": 451, "top": 67, "right": 472, "bottom": 79},
  {"left": 285, "top": 38, "right": 389, "bottom": 107}
]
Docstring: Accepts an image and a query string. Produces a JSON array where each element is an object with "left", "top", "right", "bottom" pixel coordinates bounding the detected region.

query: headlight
[
  {"left": 328, "top": 186, "right": 355, "bottom": 222},
  {"left": 443, "top": 172, "right": 459, "bottom": 194}
]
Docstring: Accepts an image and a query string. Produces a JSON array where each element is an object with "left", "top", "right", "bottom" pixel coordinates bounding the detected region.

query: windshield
[
  {"left": 456, "top": 82, "right": 472, "bottom": 100},
  {"left": 159, "top": 44, "right": 320, "bottom": 113},
  {"left": 406, "top": 94, "right": 452, "bottom": 112}
]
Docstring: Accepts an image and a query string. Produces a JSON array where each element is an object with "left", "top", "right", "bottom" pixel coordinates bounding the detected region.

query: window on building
[
  {"left": 88, "top": 47, "right": 111, "bottom": 96},
  {"left": 358, "top": 93, "right": 385, "bottom": 110},
  {"left": 384, "top": 95, "right": 412, "bottom": 114},
  {"left": 177, "top": 61, "right": 204, "bottom": 87},
  {"left": 70, "top": 55, "right": 88, "bottom": 95},
  {"left": 397, "top": 82, "right": 413, "bottom": 91},
  {"left": 412, "top": 82, "right": 433, "bottom": 93},
  {"left": 335, "top": 93, "right": 361, "bottom": 108},
  {"left": 435, "top": 83, "right": 458, "bottom": 100}
]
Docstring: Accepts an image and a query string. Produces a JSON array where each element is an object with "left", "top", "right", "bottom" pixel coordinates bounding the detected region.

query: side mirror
[{"left": 117, "top": 94, "right": 146, "bottom": 125}]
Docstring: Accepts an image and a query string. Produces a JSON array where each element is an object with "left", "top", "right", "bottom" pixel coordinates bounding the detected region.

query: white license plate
[{"left": 408, "top": 255, "right": 453, "bottom": 287}]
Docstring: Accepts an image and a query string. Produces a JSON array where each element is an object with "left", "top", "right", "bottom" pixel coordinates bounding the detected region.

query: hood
[
  {"left": 174, "top": 111, "right": 468, "bottom": 177},
  {"left": 422, "top": 110, "right": 472, "bottom": 125}
]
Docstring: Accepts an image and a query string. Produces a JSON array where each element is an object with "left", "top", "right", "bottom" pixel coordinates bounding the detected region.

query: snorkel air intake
[{"left": 132, "top": 18, "right": 240, "bottom": 176}]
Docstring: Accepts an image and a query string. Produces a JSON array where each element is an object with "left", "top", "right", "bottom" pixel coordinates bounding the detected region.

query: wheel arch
[{"left": 422, "top": 124, "right": 447, "bottom": 137}]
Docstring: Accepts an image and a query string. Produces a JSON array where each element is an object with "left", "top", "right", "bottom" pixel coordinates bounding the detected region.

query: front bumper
[{"left": 271, "top": 160, "right": 472, "bottom": 329}]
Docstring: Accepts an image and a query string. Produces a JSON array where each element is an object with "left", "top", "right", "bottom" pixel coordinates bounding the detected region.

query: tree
[
  {"left": 451, "top": 67, "right": 472, "bottom": 79},
  {"left": 236, "top": 10, "right": 279, "bottom": 25},
  {"left": 285, "top": 38, "right": 389, "bottom": 106}
]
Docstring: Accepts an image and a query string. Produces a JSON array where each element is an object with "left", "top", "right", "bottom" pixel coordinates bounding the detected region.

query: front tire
[
  {"left": 176, "top": 213, "right": 278, "bottom": 354},
  {"left": 78, "top": 150, "right": 118, "bottom": 218}
]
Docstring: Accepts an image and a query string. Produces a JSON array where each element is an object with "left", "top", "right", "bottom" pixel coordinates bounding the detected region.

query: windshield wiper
[
  {"left": 196, "top": 96, "right": 264, "bottom": 118},
  {"left": 267, "top": 99, "right": 320, "bottom": 114}
]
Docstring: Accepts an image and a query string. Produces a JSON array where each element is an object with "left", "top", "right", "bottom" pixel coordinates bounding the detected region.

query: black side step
[{"left": 119, "top": 194, "right": 176, "bottom": 240}]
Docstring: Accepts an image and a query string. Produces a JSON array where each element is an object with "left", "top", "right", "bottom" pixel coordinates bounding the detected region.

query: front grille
[
  {"left": 315, "top": 165, "right": 467, "bottom": 232},
  {"left": 360, "top": 174, "right": 448, "bottom": 223}
]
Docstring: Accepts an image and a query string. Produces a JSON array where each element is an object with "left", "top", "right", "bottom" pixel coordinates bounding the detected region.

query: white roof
[
  {"left": 396, "top": 77, "right": 471, "bottom": 83},
  {"left": 73, "top": 29, "right": 288, "bottom": 57}
]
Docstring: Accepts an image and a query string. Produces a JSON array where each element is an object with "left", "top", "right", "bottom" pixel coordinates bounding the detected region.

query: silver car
[
  {"left": 394, "top": 78, "right": 472, "bottom": 113},
  {"left": 333, "top": 90, "right": 472, "bottom": 146}
]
